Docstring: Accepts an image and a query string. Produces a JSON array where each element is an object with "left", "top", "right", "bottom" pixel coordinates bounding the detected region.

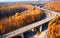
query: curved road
[{"left": 3, "top": 8, "right": 58, "bottom": 38}]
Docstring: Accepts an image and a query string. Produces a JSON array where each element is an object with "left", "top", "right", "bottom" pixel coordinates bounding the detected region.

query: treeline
[
  {"left": 0, "top": 7, "right": 27, "bottom": 19},
  {"left": 0, "top": 9, "right": 42, "bottom": 34},
  {"left": 0, "top": 3, "right": 35, "bottom": 19},
  {"left": 44, "top": 2, "right": 60, "bottom": 12}
]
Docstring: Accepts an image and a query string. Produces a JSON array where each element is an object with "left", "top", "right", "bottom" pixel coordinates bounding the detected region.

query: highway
[
  {"left": 32, "top": 7, "right": 60, "bottom": 38},
  {"left": 2, "top": 7, "right": 58, "bottom": 38}
]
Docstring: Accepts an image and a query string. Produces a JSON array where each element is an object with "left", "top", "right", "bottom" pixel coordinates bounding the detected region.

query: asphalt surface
[{"left": 0, "top": 4, "right": 58, "bottom": 38}]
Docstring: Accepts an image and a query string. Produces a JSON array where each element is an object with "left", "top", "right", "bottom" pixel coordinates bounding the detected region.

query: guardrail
[{"left": 1, "top": 8, "right": 58, "bottom": 38}]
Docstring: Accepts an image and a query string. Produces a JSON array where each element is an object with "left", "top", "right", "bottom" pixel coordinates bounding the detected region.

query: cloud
[
  {"left": 0, "top": 0, "right": 51, "bottom": 2},
  {"left": 0, "top": 0, "right": 38, "bottom": 2},
  {"left": 38, "top": 0, "right": 51, "bottom": 1}
]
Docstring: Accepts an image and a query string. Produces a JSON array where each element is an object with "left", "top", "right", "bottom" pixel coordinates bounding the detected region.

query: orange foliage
[
  {"left": 0, "top": 9, "right": 42, "bottom": 34},
  {"left": 46, "top": 16, "right": 60, "bottom": 38},
  {"left": 44, "top": 2, "right": 60, "bottom": 12},
  {"left": 0, "top": 3, "right": 35, "bottom": 19}
]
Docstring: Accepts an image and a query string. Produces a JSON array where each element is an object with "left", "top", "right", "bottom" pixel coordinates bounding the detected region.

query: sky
[{"left": 0, "top": 0, "right": 51, "bottom": 2}]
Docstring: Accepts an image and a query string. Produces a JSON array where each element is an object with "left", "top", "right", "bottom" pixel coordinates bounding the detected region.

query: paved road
[{"left": 2, "top": 8, "right": 58, "bottom": 38}]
